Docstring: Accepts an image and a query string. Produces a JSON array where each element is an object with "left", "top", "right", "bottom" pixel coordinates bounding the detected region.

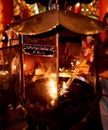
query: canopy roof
[{"left": 9, "top": 9, "right": 104, "bottom": 35}]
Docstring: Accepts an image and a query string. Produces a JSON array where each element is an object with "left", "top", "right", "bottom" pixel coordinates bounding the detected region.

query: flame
[
  {"left": 47, "top": 78, "right": 58, "bottom": 106},
  {"left": 59, "top": 81, "right": 68, "bottom": 96},
  {"left": 49, "top": 79, "right": 58, "bottom": 99}
]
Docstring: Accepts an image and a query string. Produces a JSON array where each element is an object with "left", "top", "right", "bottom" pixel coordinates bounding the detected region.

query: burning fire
[
  {"left": 45, "top": 74, "right": 58, "bottom": 106},
  {"left": 49, "top": 79, "right": 58, "bottom": 99}
]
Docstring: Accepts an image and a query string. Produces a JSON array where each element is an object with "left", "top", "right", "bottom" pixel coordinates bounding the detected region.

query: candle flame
[{"left": 46, "top": 78, "right": 58, "bottom": 106}]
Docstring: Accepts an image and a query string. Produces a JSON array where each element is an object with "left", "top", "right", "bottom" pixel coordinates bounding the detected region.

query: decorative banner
[{"left": 23, "top": 44, "right": 55, "bottom": 57}]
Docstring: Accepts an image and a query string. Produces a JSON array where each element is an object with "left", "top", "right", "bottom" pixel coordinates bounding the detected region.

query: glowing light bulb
[
  {"left": 13, "top": 65, "right": 16, "bottom": 70},
  {"left": 23, "top": 64, "right": 26, "bottom": 70},
  {"left": 76, "top": 2, "right": 80, "bottom": 7}
]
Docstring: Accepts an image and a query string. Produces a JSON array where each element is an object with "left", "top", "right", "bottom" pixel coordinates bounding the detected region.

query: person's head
[{"left": 103, "top": 12, "right": 108, "bottom": 24}]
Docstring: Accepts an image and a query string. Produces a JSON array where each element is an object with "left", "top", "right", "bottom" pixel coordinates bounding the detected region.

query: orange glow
[
  {"left": 48, "top": 78, "right": 58, "bottom": 106},
  {"left": 0, "top": 2, "right": 3, "bottom": 40},
  {"left": 76, "top": 2, "right": 80, "bottom": 7},
  {"left": 24, "top": 55, "right": 35, "bottom": 75},
  {"left": 0, "top": 13, "right": 3, "bottom": 19},
  {"left": 99, "top": 0, "right": 108, "bottom": 21},
  {"left": 13, "top": 65, "right": 17, "bottom": 70},
  {"left": 0, "top": 0, "right": 13, "bottom": 41},
  {"left": 99, "top": 0, "right": 108, "bottom": 41},
  {"left": 49, "top": 79, "right": 57, "bottom": 98},
  {"left": 23, "top": 64, "right": 26, "bottom": 70}
]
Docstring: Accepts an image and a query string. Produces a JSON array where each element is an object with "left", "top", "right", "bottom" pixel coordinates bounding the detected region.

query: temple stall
[{"left": 0, "top": 9, "right": 105, "bottom": 129}]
